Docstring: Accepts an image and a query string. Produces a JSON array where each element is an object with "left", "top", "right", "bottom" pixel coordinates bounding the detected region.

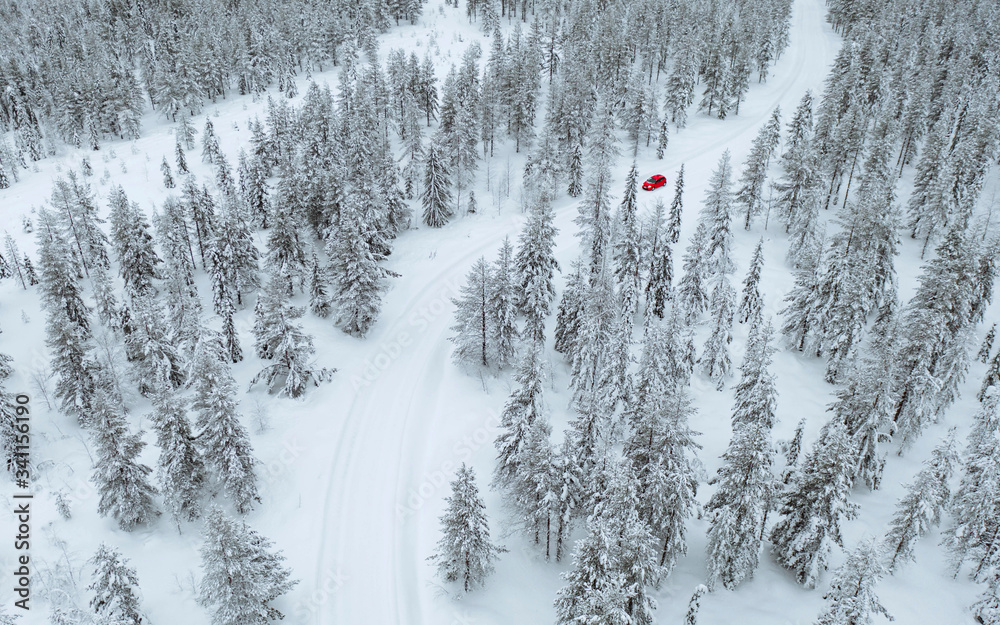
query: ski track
[{"left": 309, "top": 0, "right": 838, "bottom": 623}]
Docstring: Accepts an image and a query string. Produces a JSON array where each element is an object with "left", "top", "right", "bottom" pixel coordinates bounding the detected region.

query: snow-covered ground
[{"left": 0, "top": 0, "right": 994, "bottom": 623}]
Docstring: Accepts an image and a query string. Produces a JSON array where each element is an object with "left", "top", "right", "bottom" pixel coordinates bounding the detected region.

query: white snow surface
[{"left": 0, "top": 0, "right": 994, "bottom": 623}]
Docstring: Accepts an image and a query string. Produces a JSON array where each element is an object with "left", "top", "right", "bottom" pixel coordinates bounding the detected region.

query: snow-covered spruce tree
[
  {"left": 827, "top": 324, "right": 897, "bottom": 491},
  {"left": 88, "top": 544, "right": 144, "bottom": 625},
  {"left": 700, "top": 278, "right": 736, "bottom": 389},
  {"left": 644, "top": 199, "right": 672, "bottom": 320},
  {"left": 614, "top": 163, "right": 643, "bottom": 322},
  {"left": 327, "top": 202, "right": 388, "bottom": 337},
  {"left": 49, "top": 171, "right": 110, "bottom": 277},
  {"left": 814, "top": 538, "right": 891, "bottom": 625},
  {"left": 883, "top": 431, "right": 958, "bottom": 573},
  {"left": 980, "top": 348, "right": 1000, "bottom": 402},
  {"left": 892, "top": 226, "right": 990, "bottom": 448},
  {"left": 554, "top": 461, "right": 659, "bottom": 625},
  {"left": 190, "top": 334, "right": 260, "bottom": 513},
  {"left": 201, "top": 118, "right": 221, "bottom": 164},
  {"left": 161, "top": 156, "right": 175, "bottom": 189},
  {"left": 738, "top": 239, "right": 765, "bottom": 324},
  {"left": 700, "top": 150, "right": 736, "bottom": 281},
  {"left": 489, "top": 237, "right": 519, "bottom": 368},
  {"left": 36, "top": 209, "right": 96, "bottom": 423},
  {"left": 554, "top": 258, "right": 585, "bottom": 357},
  {"left": 123, "top": 294, "right": 186, "bottom": 395},
  {"left": 577, "top": 99, "right": 619, "bottom": 281},
  {"left": 3, "top": 234, "right": 27, "bottom": 289},
  {"left": 676, "top": 222, "right": 709, "bottom": 323},
  {"left": 90, "top": 384, "right": 160, "bottom": 531},
  {"left": 770, "top": 420, "right": 858, "bottom": 589},
  {"left": 432, "top": 464, "right": 503, "bottom": 592},
  {"left": 108, "top": 186, "right": 161, "bottom": 297},
  {"left": 515, "top": 194, "right": 559, "bottom": 346},
  {"left": 450, "top": 257, "right": 492, "bottom": 368},
  {"left": 978, "top": 324, "right": 997, "bottom": 363},
  {"left": 0, "top": 344, "right": 17, "bottom": 476},
  {"left": 422, "top": 138, "right": 453, "bottom": 228},
  {"left": 493, "top": 346, "right": 546, "bottom": 492},
  {"left": 685, "top": 584, "right": 708, "bottom": 625},
  {"left": 180, "top": 176, "right": 216, "bottom": 269},
  {"left": 731, "top": 318, "right": 778, "bottom": 431},
  {"left": 510, "top": 411, "right": 560, "bottom": 556},
  {"left": 704, "top": 359, "right": 779, "bottom": 587},
  {"left": 625, "top": 377, "right": 701, "bottom": 575},
  {"left": 251, "top": 279, "right": 328, "bottom": 398},
  {"left": 943, "top": 388, "right": 1000, "bottom": 583},
  {"left": 669, "top": 165, "right": 684, "bottom": 244},
  {"left": 199, "top": 507, "right": 297, "bottom": 625},
  {"left": 783, "top": 419, "right": 807, "bottom": 484},
  {"left": 215, "top": 203, "right": 260, "bottom": 307},
  {"left": 308, "top": 253, "right": 332, "bottom": 318},
  {"left": 264, "top": 199, "right": 307, "bottom": 296},
  {"left": 737, "top": 113, "right": 781, "bottom": 230},
  {"left": 150, "top": 389, "right": 206, "bottom": 524}
]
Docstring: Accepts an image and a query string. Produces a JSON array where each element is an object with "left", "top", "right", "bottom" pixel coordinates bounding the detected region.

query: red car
[{"left": 642, "top": 174, "right": 666, "bottom": 190}]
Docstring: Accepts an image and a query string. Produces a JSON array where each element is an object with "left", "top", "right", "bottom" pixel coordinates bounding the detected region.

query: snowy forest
[{"left": 0, "top": 0, "right": 999, "bottom": 622}]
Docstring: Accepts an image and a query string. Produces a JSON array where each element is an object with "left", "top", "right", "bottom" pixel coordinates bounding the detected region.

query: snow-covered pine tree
[
  {"left": 2, "top": 235, "right": 26, "bottom": 289},
  {"left": 327, "top": 202, "right": 388, "bottom": 337},
  {"left": 510, "top": 412, "right": 560, "bottom": 556},
  {"left": 943, "top": 388, "right": 1000, "bottom": 582},
  {"left": 201, "top": 118, "right": 221, "bottom": 164},
  {"left": 488, "top": 237, "right": 519, "bottom": 368},
  {"left": 669, "top": 165, "right": 684, "bottom": 244},
  {"left": 90, "top": 385, "right": 160, "bottom": 531},
  {"left": 308, "top": 253, "right": 332, "bottom": 318},
  {"left": 979, "top": 324, "right": 997, "bottom": 364},
  {"left": 770, "top": 420, "right": 858, "bottom": 588},
  {"left": 88, "top": 544, "right": 144, "bottom": 625},
  {"left": 883, "top": 431, "right": 958, "bottom": 573},
  {"left": 731, "top": 318, "right": 778, "bottom": 431},
  {"left": 199, "top": 507, "right": 297, "bottom": 625},
  {"left": 676, "top": 222, "right": 709, "bottom": 323},
  {"left": 656, "top": 117, "right": 669, "bottom": 159},
  {"left": 150, "top": 389, "right": 206, "bottom": 524},
  {"left": 432, "top": 464, "right": 503, "bottom": 592},
  {"left": 828, "top": 327, "right": 897, "bottom": 490},
  {"left": 737, "top": 239, "right": 765, "bottom": 324},
  {"left": 175, "top": 137, "right": 189, "bottom": 175},
  {"left": 515, "top": 195, "right": 559, "bottom": 346},
  {"left": 625, "top": 379, "right": 701, "bottom": 576},
  {"left": 783, "top": 418, "right": 807, "bottom": 484},
  {"left": 0, "top": 347, "right": 19, "bottom": 477},
  {"left": 704, "top": 352, "right": 779, "bottom": 588},
  {"left": 893, "top": 226, "right": 987, "bottom": 447},
  {"left": 700, "top": 278, "right": 736, "bottom": 389},
  {"left": 422, "top": 138, "right": 453, "bottom": 228},
  {"left": 554, "top": 461, "right": 658, "bottom": 625},
  {"left": 980, "top": 348, "right": 1000, "bottom": 402},
  {"left": 108, "top": 186, "right": 161, "bottom": 297},
  {"left": 123, "top": 294, "right": 185, "bottom": 395},
  {"left": 614, "top": 163, "right": 643, "bottom": 322},
  {"left": 264, "top": 199, "right": 307, "bottom": 296},
  {"left": 36, "top": 209, "right": 95, "bottom": 423},
  {"left": 190, "top": 334, "right": 260, "bottom": 513},
  {"left": 554, "top": 260, "right": 585, "bottom": 357},
  {"left": 644, "top": 199, "right": 672, "bottom": 320},
  {"left": 685, "top": 584, "right": 708, "bottom": 625},
  {"left": 161, "top": 156, "right": 175, "bottom": 189},
  {"left": 250, "top": 279, "right": 328, "bottom": 398},
  {"left": 493, "top": 346, "right": 546, "bottom": 492},
  {"left": 450, "top": 257, "right": 492, "bottom": 368},
  {"left": 737, "top": 118, "right": 779, "bottom": 230},
  {"left": 814, "top": 538, "right": 891, "bottom": 625}
]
